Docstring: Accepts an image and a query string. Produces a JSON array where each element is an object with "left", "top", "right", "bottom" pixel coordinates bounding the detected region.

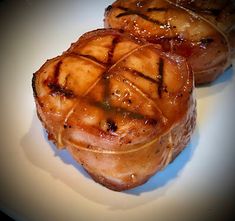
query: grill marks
[
  {"left": 46, "top": 60, "right": 76, "bottom": 98},
  {"left": 42, "top": 32, "right": 167, "bottom": 132},
  {"left": 45, "top": 34, "right": 120, "bottom": 100},
  {"left": 122, "top": 67, "right": 157, "bottom": 84},
  {"left": 116, "top": 6, "right": 166, "bottom": 26},
  {"left": 45, "top": 35, "right": 122, "bottom": 102},
  {"left": 45, "top": 39, "right": 165, "bottom": 106},
  {"left": 72, "top": 53, "right": 107, "bottom": 67},
  {"left": 53, "top": 60, "right": 62, "bottom": 84},
  {"left": 157, "top": 58, "right": 164, "bottom": 98},
  {"left": 107, "top": 36, "right": 120, "bottom": 65},
  {"left": 121, "top": 58, "right": 165, "bottom": 99}
]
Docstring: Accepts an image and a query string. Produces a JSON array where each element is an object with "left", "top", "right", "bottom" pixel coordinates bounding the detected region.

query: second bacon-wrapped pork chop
[
  {"left": 32, "top": 29, "right": 196, "bottom": 191},
  {"left": 104, "top": 0, "right": 235, "bottom": 84}
]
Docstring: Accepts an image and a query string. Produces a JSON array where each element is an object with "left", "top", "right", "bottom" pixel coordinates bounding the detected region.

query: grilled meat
[{"left": 32, "top": 29, "right": 196, "bottom": 191}]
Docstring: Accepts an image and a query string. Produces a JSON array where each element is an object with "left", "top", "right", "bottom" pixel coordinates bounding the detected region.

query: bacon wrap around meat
[
  {"left": 32, "top": 29, "right": 196, "bottom": 191},
  {"left": 104, "top": 0, "right": 235, "bottom": 84}
]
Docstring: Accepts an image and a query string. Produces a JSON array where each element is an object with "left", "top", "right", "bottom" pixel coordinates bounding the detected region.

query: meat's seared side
[
  {"left": 104, "top": 0, "right": 235, "bottom": 85},
  {"left": 33, "top": 29, "right": 196, "bottom": 191}
]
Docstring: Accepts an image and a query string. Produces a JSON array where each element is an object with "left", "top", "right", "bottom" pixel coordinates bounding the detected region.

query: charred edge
[
  {"left": 147, "top": 7, "right": 167, "bottom": 12},
  {"left": 105, "top": 5, "right": 112, "bottom": 12},
  {"left": 157, "top": 58, "right": 164, "bottom": 98},
  {"left": 200, "top": 38, "right": 214, "bottom": 47},
  {"left": 116, "top": 6, "right": 165, "bottom": 26},
  {"left": 32, "top": 72, "right": 38, "bottom": 98},
  {"left": 106, "top": 118, "right": 118, "bottom": 132},
  {"left": 48, "top": 83, "right": 75, "bottom": 98},
  {"left": 107, "top": 36, "right": 120, "bottom": 65}
]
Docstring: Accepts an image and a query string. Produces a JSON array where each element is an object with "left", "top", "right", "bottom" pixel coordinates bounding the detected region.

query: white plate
[{"left": 0, "top": 1, "right": 234, "bottom": 221}]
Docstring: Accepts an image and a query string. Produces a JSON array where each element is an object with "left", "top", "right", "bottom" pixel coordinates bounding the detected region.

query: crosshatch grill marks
[
  {"left": 47, "top": 55, "right": 106, "bottom": 99},
  {"left": 47, "top": 33, "right": 170, "bottom": 137},
  {"left": 59, "top": 35, "right": 123, "bottom": 138},
  {"left": 76, "top": 41, "right": 167, "bottom": 119},
  {"left": 64, "top": 35, "right": 121, "bottom": 102},
  {"left": 116, "top": 6, "right": 167, "bottom": 27}
]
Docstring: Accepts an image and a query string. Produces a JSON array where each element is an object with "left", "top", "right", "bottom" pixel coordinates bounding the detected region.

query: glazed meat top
[{"left": 33, "top": 29, "right": 193, "bottom": 153}]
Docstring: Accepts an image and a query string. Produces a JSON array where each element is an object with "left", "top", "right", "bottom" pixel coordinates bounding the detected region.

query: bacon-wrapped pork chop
[
  {"left": 104, "top": 0, "right": 235, "bottom": 84},
  {"left": 32, "top": 29, "right": 196, "bottom": 191}
]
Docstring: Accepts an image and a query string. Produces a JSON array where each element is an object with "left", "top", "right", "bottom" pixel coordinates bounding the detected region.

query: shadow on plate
[{"left": 21, "top": 113, "right": 199, "bottom": 209}]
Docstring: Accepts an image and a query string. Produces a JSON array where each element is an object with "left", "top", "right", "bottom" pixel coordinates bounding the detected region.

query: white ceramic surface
[{"left": 0, "top": 1, "right": 234, "bottom": 221}]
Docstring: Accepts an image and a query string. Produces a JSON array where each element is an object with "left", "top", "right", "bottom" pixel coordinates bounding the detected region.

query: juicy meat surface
[
  {"left": 32, "top": 29, "right": 196, "bottom": 191},
  {"left": 104, "top": 0, "right": 235, "bottom": 85}
]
